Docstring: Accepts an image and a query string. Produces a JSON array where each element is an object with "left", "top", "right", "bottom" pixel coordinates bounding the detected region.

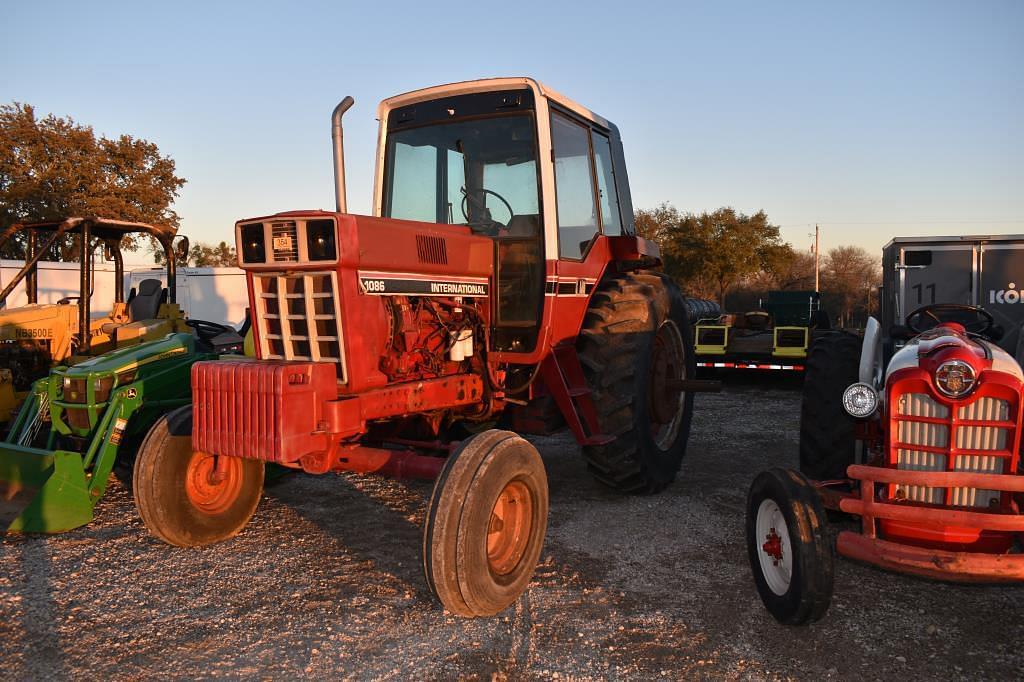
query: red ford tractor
[
  {"left": 130, "top": 78, "right": 711, "bottom": 616},
  {"left": 747, "top": 303, "right": 1024, "bottom": 624}
]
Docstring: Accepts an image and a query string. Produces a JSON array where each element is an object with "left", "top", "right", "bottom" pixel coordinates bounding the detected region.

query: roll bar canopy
[{"left": 0, "top": 216, "right": 182, "bottom": 353}]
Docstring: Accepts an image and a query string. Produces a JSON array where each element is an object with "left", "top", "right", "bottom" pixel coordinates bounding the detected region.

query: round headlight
[
  {"left": 842, "top": 382, "right": 878, "bottom": 418},
  {"left": 935, "top": 359, "right": 976, "bottom": 398}
]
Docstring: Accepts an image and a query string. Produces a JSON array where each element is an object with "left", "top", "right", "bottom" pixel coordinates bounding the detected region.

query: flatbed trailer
[{"left": 695, "top": 290, "right": 827, "bottom": 372}]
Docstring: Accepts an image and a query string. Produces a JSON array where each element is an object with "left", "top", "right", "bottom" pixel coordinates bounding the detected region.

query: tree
[
  {"left": 635, "top": 203, "right": 788, "bottom": 305},
  {"left": 821, "top": 245, "right": 880, "bottom": 327},
  {"left": 0, "top": 102, "right": 185, "bottom": 259}
]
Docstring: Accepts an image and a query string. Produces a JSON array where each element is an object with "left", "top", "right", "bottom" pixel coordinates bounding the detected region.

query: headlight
[
  {"left": 93, "top": 376, "right": 115, "bottom": 403},
  {"left": 935, "top": 360, "right": 976, "bottom": 398},
  {"left": 842, "top": 382, "right": 878, "bottom": 418},
  {"left": 117, "top": 369, "right": 137, "bottom": 385}
]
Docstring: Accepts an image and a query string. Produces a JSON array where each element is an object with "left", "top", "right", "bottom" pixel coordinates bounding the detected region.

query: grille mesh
[
  {"left": 254, "top": 271, "right": 345, "bottom": 380},
  {"left": 271, "top": 221, "right": 299, "bottom": 262},
  {"left": 894, "top": 392, "right": 1008, "bottom": 507}
]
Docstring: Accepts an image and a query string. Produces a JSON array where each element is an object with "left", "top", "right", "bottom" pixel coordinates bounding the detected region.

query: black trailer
[{"left": 880, "top": 234, "right": 1024, "bottom": 361}]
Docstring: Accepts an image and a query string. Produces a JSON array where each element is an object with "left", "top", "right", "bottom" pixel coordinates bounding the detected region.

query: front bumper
[
  {"left": 836, "top": 464, "right": 1024, "bottom": 583},
  {"left": 837, "top": 531, "right": 1024, "bottom": 583}
]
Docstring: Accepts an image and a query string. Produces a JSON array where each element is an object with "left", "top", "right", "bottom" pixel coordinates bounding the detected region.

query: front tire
[
  {"left": 423, "top": 430, "right": 548, "bottom": 617},
  {"left": 133, "top": 405, "right": 264, "bottom": 547},
  {"left": 746, "top": 468, "right": 834, "bottom": 625},
  {"left": 577, "top": 271, "right": 696, "bottom": 493}
]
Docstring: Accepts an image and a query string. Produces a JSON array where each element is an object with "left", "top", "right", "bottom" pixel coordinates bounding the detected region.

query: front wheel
[
  {"left": 746, "top": 468, "right": 834, "bottom": 625},
  {"left": 423, "top": 429, "right": 549, "bottom": 617},
  {"left": 133, "top": 405, "right": 264, "bottom": 547}
]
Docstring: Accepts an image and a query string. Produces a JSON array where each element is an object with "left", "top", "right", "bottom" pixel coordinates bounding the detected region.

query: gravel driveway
[{"left": 2, "top": 379, "right": 1022, "bottom": 680}]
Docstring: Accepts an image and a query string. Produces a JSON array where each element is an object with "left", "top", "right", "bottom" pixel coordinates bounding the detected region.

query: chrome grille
[
  {"left": 894, "top": 392, "right": 1009, "bottom": 508},
  {"left": 270, "top": 221, "right": 299, "bottom": 262},
  {"left": 254, "top": 272, "right": 346, "bottom": 381}
]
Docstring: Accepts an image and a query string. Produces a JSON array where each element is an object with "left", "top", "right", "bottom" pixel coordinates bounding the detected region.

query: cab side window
[
  {"left": 592, "top": 133, "right": 622, "bottom": 237},
  {"left": 551, "top": 112, "right": 599, "bottom": 259}
]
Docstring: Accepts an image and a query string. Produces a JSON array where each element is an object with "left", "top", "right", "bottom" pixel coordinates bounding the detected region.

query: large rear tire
[
  {"left": 133, "top": 405, "right": 264, "bottom": 547},
  {"left": 746, "top": 468, "right": 834, "bottom": 625},
  {"left": 799, "top": 331, "right": 861, "bottom": 480},
  {"left": 423, "top": 429, "right": 548, "bottom": 617},
  {"left": 577, "top": 271, "right": 695, "bottom": 493}
]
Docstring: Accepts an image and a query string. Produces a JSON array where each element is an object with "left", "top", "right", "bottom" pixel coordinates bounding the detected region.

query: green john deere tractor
[{"left": 0, "top": 319, "right": 243, "bottom": 533}]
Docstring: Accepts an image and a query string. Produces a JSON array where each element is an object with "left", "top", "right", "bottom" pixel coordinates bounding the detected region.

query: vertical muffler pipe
[{"left": 331, "top": 96, "right": 355, "bottom": 214}]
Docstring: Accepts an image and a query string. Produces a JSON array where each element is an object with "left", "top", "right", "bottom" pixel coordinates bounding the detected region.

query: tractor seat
[
  {"left": 100, "top": 279, "right": 168, "bottom": 335},
  {"left": 127, "top": 279, "right": 167, "bottom": 321}
]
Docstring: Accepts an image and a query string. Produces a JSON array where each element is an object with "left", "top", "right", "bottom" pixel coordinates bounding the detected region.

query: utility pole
[{"left": 814, "top": 224, "right": 820, "bottom": 293}]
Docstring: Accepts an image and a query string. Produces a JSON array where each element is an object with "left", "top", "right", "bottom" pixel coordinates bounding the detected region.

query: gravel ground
[{"left": 2, "top": 378, "right": 1023, "bottom": 680}]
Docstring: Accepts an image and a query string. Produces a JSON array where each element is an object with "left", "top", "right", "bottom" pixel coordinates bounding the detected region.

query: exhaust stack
[{"left": 331, "top": 96, "right": 355, "bottom": 214}]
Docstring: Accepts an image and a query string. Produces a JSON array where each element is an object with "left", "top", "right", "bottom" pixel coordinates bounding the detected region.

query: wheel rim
[
  {"left": 185, "top": 451, "right": 243, "bottom": 515},
  {"left": 487, "top": 479, "right": 534, "bottom": 576},
  {"left": 755, "top": 498, "right": 793, "bottom": 596},
  {"left": 648, "top": 319, "right": 687, "bottom": 450}
]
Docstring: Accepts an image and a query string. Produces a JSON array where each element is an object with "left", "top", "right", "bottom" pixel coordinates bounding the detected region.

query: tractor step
[{"left": 542, "top": 345, "right": 615, "bottom": 447}]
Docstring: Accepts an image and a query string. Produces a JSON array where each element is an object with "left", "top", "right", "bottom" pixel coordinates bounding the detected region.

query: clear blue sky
[{"left": 2, "top": 0, "right": 1021, "bottom": 259}]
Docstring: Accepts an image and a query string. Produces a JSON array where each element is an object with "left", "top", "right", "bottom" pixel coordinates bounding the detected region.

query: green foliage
[
  {"left": 636, "top": 203, "right": 881, "bottom": 327},
  {"left": 0, "top": 102, "right": 185, "bottom": 259},
  {"left": 635, "top": 203, "right": 790, "bottom": 304},
  {"left": 821, "top": 245, "right": 880, "bottom": 327},
  {"left": 154, "top": 239, "right": 236, "bottom": 267}
]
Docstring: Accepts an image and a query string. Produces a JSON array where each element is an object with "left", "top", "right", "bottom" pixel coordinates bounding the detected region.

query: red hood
[{"left": 912, "top": 323, "right": 990, "bottom": 376}]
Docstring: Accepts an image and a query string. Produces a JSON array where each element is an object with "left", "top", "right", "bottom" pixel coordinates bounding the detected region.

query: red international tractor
[
  {"left": 747, "top": 304, "right": 1024, "bottom": 625},
  {"left": 130, "top": 78, "right": 709, "bottom": 616}
]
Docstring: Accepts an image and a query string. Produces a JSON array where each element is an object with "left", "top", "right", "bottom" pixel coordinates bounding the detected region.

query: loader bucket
[{"left": 0, "top": 445, "right": 93, "bottom": 533}]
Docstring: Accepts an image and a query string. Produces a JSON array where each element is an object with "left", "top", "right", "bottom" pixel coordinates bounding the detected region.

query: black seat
[{"left": 127, "top": 279, "right": 167, "bottom": 321}]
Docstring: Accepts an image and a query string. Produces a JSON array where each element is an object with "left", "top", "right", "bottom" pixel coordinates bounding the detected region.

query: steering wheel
[
  {"left": 186, "top": 318, "right": 236, "bottom": 341},
  {"left": 906, "top": 303, "right": 995, "bottom": 336},
  {"left": 460, "top": 187, "right": 514, "bottom": 235}
]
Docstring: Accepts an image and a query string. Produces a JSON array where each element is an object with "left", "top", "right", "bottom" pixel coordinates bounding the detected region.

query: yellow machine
[{"left": 0, "top": 217, "right": 190, "bottom": 424}]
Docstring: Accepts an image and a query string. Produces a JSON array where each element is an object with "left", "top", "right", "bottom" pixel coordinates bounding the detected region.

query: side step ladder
[{"left": 540, "top": 344, "right": 614, "bottom": 447}]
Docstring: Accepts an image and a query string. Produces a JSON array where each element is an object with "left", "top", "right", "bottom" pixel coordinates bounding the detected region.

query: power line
[{"left": 780, "top": 219, "right": 1024, "bottom": 227}]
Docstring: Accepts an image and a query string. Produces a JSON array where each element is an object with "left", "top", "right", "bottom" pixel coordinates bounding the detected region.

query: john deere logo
[{"left": 990, "top": 283, "right": 1021, "bottom": 304}]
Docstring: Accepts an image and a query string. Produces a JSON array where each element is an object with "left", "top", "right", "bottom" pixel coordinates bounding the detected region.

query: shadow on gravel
[
  {"left": 262, "top": 472, "right": 434, "bottom": 602},
  {"left": 4, "top": 539, "right": 69, "bottom": 678}
]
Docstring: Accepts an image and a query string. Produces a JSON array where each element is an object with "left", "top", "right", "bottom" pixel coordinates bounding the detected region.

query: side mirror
[
  {"left": 173, "top": 236, "right": 190, "bottom": 264},
  {"left": 889, "top": 325, "right": 914, "bottom": 341},
  {"left": 988, "top": 324, "right": 1005, "bottom": 342}
]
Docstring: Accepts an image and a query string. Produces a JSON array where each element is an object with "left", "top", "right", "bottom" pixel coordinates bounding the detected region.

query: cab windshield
[{"left": 383, "top": 114, "right": 540, "bottom": 237}]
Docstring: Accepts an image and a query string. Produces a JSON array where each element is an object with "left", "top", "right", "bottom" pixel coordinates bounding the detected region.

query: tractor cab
[
  {"left": 0, "top": 218, "right": 191, "bottom": 423},
  {"left": 374, "top": 78, "right": 639, "bottom": 357}
]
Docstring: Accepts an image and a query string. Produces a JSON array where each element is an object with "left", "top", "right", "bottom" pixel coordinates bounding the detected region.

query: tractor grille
[
  {"left": 893, "top": 392, "right": 1010, "bottom": 508},
  {"left": 253, "top": 271, "right": 346, "bottom": 381},
  {"left": 270, "top": 221, "right": 299, "bottom": 262},
  {"left": 64, "top": 406, "right": 91, "bottom": 430},
  {"left": 63, "top": 377, "right": 88, "bottom": 404}
]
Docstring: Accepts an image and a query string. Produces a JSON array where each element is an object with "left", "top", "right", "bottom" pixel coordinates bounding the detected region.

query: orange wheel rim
[
  {"left": 185, "top": 451, "right": 243, "bottom": 515},
  {"left": 487, "top": 479, "right": 534, "bottom": 576}
]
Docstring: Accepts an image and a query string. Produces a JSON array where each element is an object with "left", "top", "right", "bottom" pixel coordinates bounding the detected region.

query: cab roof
[{"left": 378, "top": 77, "right": 614, "bottom": 131}]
